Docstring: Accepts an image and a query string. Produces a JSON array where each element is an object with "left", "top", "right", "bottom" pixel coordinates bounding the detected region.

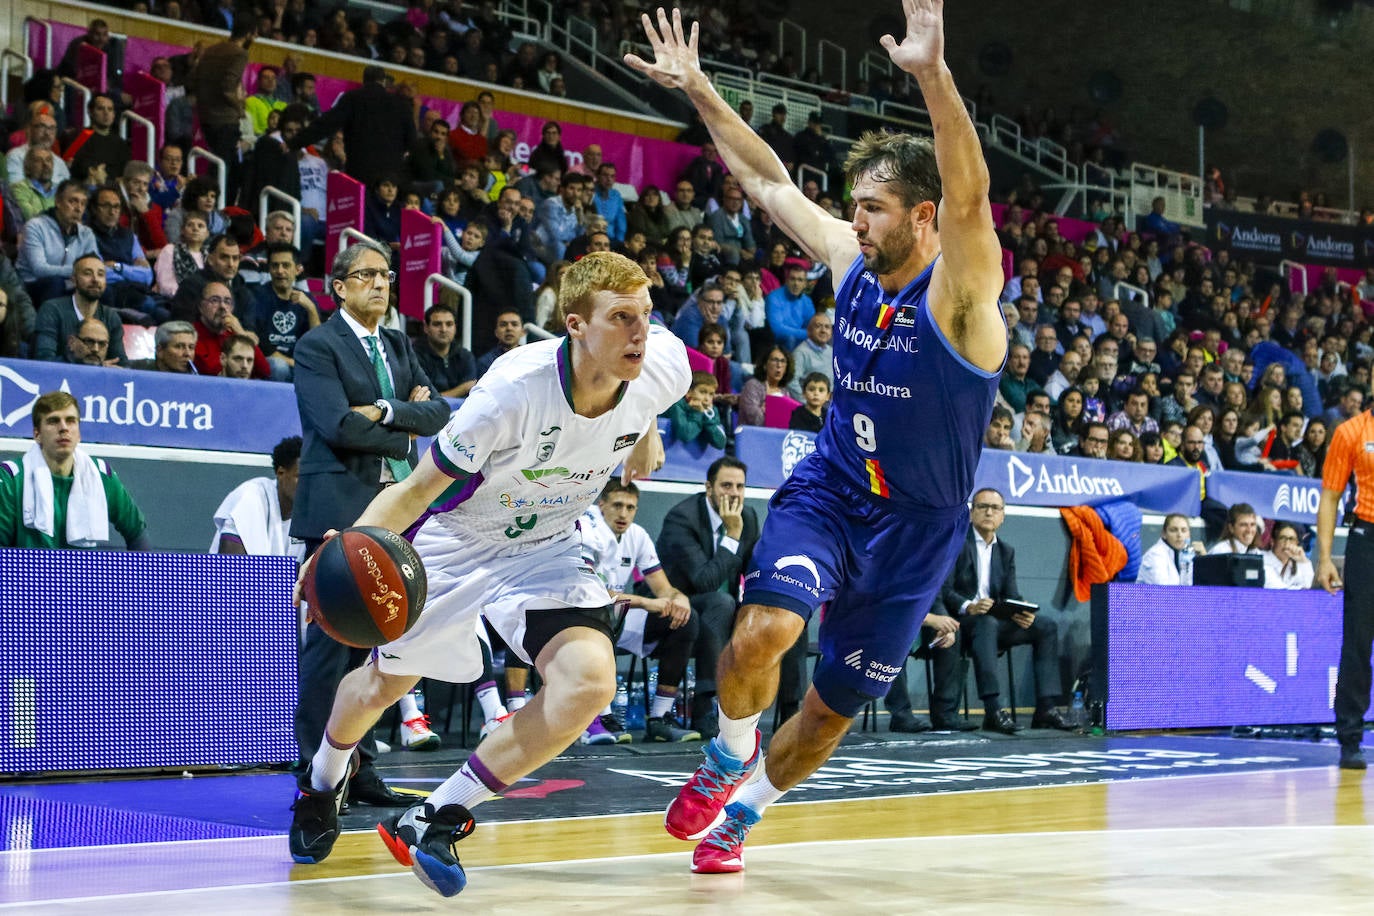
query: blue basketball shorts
[{"left": 742, "top": 453, "right": 970, "bottom": 717}]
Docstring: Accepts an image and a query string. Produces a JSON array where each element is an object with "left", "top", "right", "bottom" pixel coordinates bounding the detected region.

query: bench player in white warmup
[{"left": 288, "top": 251, "right": 691, "bottom": 897}]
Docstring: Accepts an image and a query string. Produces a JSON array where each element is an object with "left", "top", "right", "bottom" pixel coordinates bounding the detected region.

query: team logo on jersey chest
[
  {"left": 536, "top": 425, "right": 562, "bottom": 462},
  {"left": 876, "top": 303, "right": 916, "bottom": 329},
  {"left": 613, "top": 432, "right": 640, "bottom": 451}
]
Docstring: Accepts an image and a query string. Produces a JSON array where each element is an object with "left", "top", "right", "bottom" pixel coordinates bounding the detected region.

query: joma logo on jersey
[{"left": 612, "top": 432, "right": 640, "bottom": 451}]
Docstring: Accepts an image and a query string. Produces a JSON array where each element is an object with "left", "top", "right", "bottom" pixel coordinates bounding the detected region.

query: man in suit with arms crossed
[
  {"left": 943, "top": 487, "right": 1071, "bottom": 734},
  {"left": 656, "top": 456, "right": 759, "bottom": 739},
  {"left": 291, "top": 239, "right": 450, "bottom": 804}
]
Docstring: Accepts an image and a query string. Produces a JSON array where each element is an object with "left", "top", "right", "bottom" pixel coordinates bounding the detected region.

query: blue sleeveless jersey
[{"left": 817, "top": 254, "right": 1001, "bottom": 512}]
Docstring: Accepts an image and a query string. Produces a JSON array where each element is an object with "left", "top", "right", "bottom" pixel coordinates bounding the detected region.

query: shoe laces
[
  {"left": 417, "top": 804, "right": 477, "bottom": 857},
  {"left": 404, "top": 714, "right": 433, "bottom": 731},
  {"left": 701, "top": 808, "right": 752, "bottom": 853},
  {"left": 690, "top": 745, "right": 747, "bottom": 801}
]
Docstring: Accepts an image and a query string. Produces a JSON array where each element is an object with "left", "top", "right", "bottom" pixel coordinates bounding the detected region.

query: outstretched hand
[
  {"left": 878, "top": 0, "right": 945, "bottom": 77},
  {"left": 623, "top": 7, "right": 703, "bottom": 92}
]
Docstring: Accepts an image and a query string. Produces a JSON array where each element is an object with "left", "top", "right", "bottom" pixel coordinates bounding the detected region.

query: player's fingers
[
  {"left": 671, "top": 7, "right": 686, "bottom": 46},
  {"left": 639, "top": 12, "right": 662, "bottom": 50},
  {"left": 656, "top": 7, "right": 674, "bottom": 46},
  {"left": 688, "top": 20, "right": 699, "bottom": 53},
  {"left": 624, "top": 52, "right": 651, "bottom": 73},
  {"left": 878, "top": 34, "right": 897, "bottom": 54}
]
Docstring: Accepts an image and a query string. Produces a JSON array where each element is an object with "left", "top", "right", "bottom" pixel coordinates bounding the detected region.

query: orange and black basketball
[{"left": 301, "top": 527, "right": 427, "bottom": 648}]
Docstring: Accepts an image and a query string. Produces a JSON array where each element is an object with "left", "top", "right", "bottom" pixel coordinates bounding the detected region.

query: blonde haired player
[{"left": 288, "top": 252, "right": 691, "bottom": 896}]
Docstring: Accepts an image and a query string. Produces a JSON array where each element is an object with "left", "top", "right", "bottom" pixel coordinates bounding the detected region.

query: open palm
[
  {"left": 623, "top": 7, "right": 702, "bottom": 90},
  {"left": 879, "top": 0, "right": 945, "bottom": 74}
]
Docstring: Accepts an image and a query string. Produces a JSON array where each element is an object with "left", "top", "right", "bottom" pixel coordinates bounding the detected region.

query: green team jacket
[
  {"left": 663, "top": 400, "right": 728, "bottom": 450},
  {"left": 0, "top": 457, "right": 148, "bottom": 548}
]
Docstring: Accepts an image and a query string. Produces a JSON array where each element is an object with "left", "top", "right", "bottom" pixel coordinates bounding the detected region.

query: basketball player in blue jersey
[{"left": 627, "top": 0, "right": 1007, "bottom": 874}]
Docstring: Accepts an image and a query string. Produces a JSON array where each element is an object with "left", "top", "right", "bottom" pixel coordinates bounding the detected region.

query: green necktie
[
  {"left": 715, "top": 527, "right": 732, "bottom": 594},
  {"left": 365, "top": 335, "right": 411, "bottom": 482}
]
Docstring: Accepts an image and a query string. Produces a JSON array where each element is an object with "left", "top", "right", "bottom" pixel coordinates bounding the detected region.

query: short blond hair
[{"left": 558, "top": 251, "right": 648, "bottom": 323}]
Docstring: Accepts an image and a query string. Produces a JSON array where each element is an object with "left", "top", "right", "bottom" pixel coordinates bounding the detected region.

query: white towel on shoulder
[
  {"left": 22, "top": 443, "right": 110, "bottom": 547},
  {"left": 210, "top": 476, "right": 290, "bottom": 556}
]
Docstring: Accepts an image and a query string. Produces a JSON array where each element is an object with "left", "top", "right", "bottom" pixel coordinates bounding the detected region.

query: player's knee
[
  {"left": 556, "top": 666, "right": 616, "bottom": 715},
  {"left": 731, "top": 604, "right": 805, "bottom": 665},
  {"left": 345, "top": 664, "right": 413, "bottom": 711}
]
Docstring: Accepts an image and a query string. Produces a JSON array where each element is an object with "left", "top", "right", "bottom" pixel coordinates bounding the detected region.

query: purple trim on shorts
[{"left": 466, "top": 752, "right": 509, "bottom": 794}]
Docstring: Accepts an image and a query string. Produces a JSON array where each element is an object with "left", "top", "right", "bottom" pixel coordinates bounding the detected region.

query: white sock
[
  {"left": 476, "top": 684, "right": 507, "bottom": 721},
  {"left": 734, "top": 767, "right": 785, "bottom": 817},
  {"left": 310, "top": 734, "right": 356, "bottom": 792},
  {"left": 429, "top": 758, "right": 502, "bottom": 811},
  {"left": 398, "top": 691, "right": 422, "bottom": 721},
  {"left": 507, "top": 694, "right": 528, "bottom": 712},
  {"left": 599, "top": 703, "right": 613, "bottom": 715},
  {"left": 650, "top": 690, "right": 677, "bottom": 719},
  {"left": 717, "top": 708, "right": 761, "bottom": 761}
]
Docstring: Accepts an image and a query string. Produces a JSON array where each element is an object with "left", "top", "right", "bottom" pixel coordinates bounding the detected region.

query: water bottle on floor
[
  {"left": 1070, "top": 690, "right": 1086, "bottom": 729},
  {"left": 627, "top": 682, "right": 646, "bottom": 730},
  {"left": 612, "top": 676, "right": 628, "bottom": 724}
]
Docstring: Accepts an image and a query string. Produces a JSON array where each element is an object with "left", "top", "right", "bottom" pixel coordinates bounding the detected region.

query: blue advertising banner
[
  {"left": 1095, "top": 583, "right": 1343, "bottom": 729},
  {"left": 733, "top": 426, "right": 817, "bottom": 489},
  {"left": 974, "top": 449, "right": 1200, "bottom": 514},
  {"left": 0, "top": 360, "right": 301, "bottom": 453},
  {"left": 1206, "top": 471, "right": 1330, "bottom": 524}
]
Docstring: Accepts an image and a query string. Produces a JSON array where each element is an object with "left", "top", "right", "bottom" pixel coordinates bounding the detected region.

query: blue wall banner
[
  {"left": 733, "top": 427, "right": 817, "bottom": 489},
  {"left": 974, "top": 450, "right": 1200, "bottom": 514},
  {"left": 1206, "top": 470, "right": 1339, "bottom": 525},
  {"left": 0, "top": 359, "right": 301, "bottom": 453}
]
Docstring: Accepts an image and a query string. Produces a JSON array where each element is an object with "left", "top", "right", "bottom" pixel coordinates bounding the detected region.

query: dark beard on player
[{"left": 862, "top": 220, "right": 917, "bottom": 276}]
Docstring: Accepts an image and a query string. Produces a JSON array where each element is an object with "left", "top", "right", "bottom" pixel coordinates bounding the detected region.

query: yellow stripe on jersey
[{"left": 865, "top": 458, "right": 890, "bottom": 498}]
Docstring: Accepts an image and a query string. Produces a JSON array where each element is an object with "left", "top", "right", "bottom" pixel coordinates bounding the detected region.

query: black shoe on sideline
[
  {"left": 350, "top": 768, "right": 413, "bottom": 807},
  {"left": 1340, "top": 746, "right": 1368, "bottom": 770},
  {"left": 1030, "top": 708, "right": 1075, "bottom": 731},
  {"left": 889, "top": 716, "right": 932, "bottom": 734},
  {"left": 983, "top": 710, "right": 1023, "bottom": 735}
]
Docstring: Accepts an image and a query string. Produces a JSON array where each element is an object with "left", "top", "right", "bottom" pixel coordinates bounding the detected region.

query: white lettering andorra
[
  {"left": 837, "top": 318, "right": 919, "bottom": 353},
  {"left": 1230, "top": 227, "right": 1281, "bottom": 250},
  {"left": 1035, "top": 463, "right": 1125, "bottom": 497},
  {"left": 82, "top": 382, "right": 213, "bottom": 430},
  {"left": 1307, "top": 236, "right": 1355, "bottom": 258},
  {"left": 837, "top": 371, "right": 911, "bottom": 399},
  {"left": 357, "top": 546, "right": 402, "bottom": 622}
]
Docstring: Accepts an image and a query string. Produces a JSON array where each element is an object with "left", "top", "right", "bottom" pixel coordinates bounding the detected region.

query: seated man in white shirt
[
  {"left": 581, "top": 479, "right": 701, "bottom": 745},
  {"left": 1208, "top": 502, "right": 1264, "bottom": 556},
  {"left": 211, "top": 435, "right": 304, "bottom": 559}
]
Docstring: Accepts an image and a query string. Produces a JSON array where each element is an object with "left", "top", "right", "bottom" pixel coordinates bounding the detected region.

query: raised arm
[
  {"left": 625, "top": 9, "right": 856, "bottom": 271},
  {"left": 883, "top": 0, "right": 1004, "bottom": 371}
]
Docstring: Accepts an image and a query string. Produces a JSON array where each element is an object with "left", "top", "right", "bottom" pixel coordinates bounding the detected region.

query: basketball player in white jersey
[{"left": 289, "top": 252, "right": 692, "bottom": 896}]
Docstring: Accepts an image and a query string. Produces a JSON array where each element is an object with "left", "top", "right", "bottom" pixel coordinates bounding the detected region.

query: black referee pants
[{"left": 1335, "top": 520, "right": 1374, "bottom": 748}]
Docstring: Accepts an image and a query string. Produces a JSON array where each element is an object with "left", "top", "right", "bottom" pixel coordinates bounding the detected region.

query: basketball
[{"left": 301, "top": 527, "right": 427, "bottom": 648}]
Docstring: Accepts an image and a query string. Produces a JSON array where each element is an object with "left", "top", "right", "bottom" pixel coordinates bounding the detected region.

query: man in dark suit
[
  {"left": 882, "top": 615, "right": 973, "bottom": 733},
  {"left": 656, "top": 456, "right": 760, "bottom": 738},
  {"left": 290, "top": 64, "right": 417, "bottom": 189},
  {"left": 290, "top": 238, "right": 450, "bottom": 805},
  {"left": 941, "top": 487, "right": 1072, "bottom": 734}
]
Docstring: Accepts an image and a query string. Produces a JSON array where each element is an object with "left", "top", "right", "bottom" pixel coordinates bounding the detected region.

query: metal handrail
[
  {"left": 817, "top": 39, "right": 846, "bottom": 90},
  {"left": 57, "top": 77, "right": 91, "bottom": 128},
  {"left": 423, "top": 274, "right": 473, "bottom": 351},
  {"left": 1, "top": 49, "right": 34, "bottom": 115},
  {"left": 24, "top": 17, "right": 52, "bottom": 70},
  {"left": 1112, "top": 281, "right": 1150, "bottom": 310},
  {"left": 524, "top": 322, "right": 557, "bottom": 341},
  {"left": 797, "top": 162, "right": 828, "bottom": 193},
  {"left": 188, "top": 146, "right": 226, "bottom": 205},
  {"left": 340, "top": 227, "right": 378, "bottom": 249},
  {"left": 258, "top": 185, "right": 303, "bottom": 250},
  {"left": 1280, "top": 260, "right": 1309, "bottom": 296},
  {"left": 117, "top": 110, "right": 155, "bottom": 169},
  {"left": 777, "top": 19, "right": 806, "bottom": 72},
  {"left": 858, "top": 50, "right": 892, "bottom": 82}
]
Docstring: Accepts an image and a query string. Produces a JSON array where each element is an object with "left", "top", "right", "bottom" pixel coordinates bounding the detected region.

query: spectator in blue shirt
[
  {"left": 17, "top": 179, "right": 99, "bottom": 306},
  {"left": 250, "top": 242, "right": 320, "bottom": 381},
  {"left": 531, "top": 173, "right": 584, "bottom": 265},
  {"left": 592, "top": 162, "right": 627, "bottom": 242},
  {"left": 765, "top": 263, "right": 815, "bottom": 351},
  {"left": 1144, "top": 196, "right": 1181, "bottom": 239}
]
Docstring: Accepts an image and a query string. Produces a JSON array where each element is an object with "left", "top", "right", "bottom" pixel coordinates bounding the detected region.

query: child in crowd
[
  {"left": 664, "top": 371, "right": 727, "bottom": 449},
  {"left": 698, "top": 323, "right": 746, "bottom": 401},
  {"left": 788, "top": 372, "right": 830, "bottom": 433}
]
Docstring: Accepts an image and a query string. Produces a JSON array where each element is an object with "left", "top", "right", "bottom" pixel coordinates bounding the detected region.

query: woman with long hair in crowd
[
  {"left": 164, "top": 176, "right": 227, "bottom": 242},
  {"left": 1209, "top": 502, "right": 1264, "bottom": 555},
  {"left": 1263, "top": 521, "right": 1314, "bottom": 589},
  {"left": 1214, "top": 407, "right": 1241, "bottom": 469},
  {"left": 1108, "top": 428, "right": 1141, "bottom": 462},
  {"left": 153, "top": 211, "right": 209, "bottom": 296},
  {"left": 657, "top": 226, "right": 694, "bottom": 316},
  {"left": 1253, "top": 384, "right": 1284, "bottom": 429},
  {"left": 738, "top": 346, "right": 793, "bottom": 427},
  {"left": 1139, "top": 430, "right": 1165, "bottom": 464},
  {"left": 627, "top": 185, "right": 672, "bottom": 248},
  {"left": 1187, "top": 404, "right": 1223, "bottom": 471},
  {"left": 533, "top": 260, "right": 570, "bottom": 332},
  {"left": 1138, "top": 513, "right": 1206, "bottom": 586},
  {"left": 1052, "top": 387, "right": 1086, "bottom": 454},
  {"left": 1296, "top": 418, "right": 1328, "bottom": 478}
]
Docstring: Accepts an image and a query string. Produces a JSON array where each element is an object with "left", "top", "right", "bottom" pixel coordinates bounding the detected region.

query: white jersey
[
  {"left": 427, "top": 327, "right": 689, "bottom": 550},
  {"left": 579, "top": 505, "right": 662, "bottom": 593}
]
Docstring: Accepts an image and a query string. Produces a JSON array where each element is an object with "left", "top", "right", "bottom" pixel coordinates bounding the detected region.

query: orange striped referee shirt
[{"left": 1322, "top": 410, "right": 1374, "bottom": 519}]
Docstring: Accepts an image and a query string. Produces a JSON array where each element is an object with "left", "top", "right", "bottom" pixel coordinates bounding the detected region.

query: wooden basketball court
[{"left": 4, "top": 735, "right": 1373, "bottom": 912}]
